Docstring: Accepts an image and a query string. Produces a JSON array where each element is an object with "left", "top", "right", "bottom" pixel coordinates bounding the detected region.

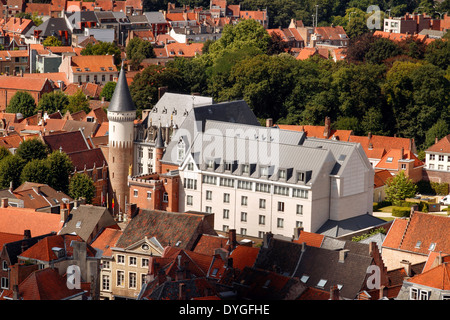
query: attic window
[
  {"left": 100, "top": 67, "right": 105, "bottom": 71},
  {"left": 317, "top": 279, "right": 327, "bottom": 288},
  {"left": 386, "top": 157, "right": 393, "bottom": 163},
  {"left": 76, "top": 221, "right": 82, "bottom": 228},
  {"left": 338, "top": 154, "right": 346, "bottom": 161},
  {"left": 53, "top": 198, "right": 59, "bottom": 204},
  {"left": 76, "top": 68, "right": 81, "bottom": 71},
  {"left": 415, "top": 241, "right": 421, "bottom": 249},
  {"left": 84, "top": 68, "right": 89, "bottom": 71},
  {"left": 108, "top": 67, "right": 113, "bottom": 71},
  {"left": 428, "top": 243, "right": 436, "bottom": 251},
  {"left": 300, "top": 275, "right": 309, "bottom": 283}
]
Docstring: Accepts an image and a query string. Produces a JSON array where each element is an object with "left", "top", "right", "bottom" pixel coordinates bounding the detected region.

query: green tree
[
  {"left": 69, "top": 173, "right": 96, "bottom": 204},
  {"left": 126, "top": 37, "right": 155, "bottom": 70},
  {"left": 0, "top": 146, "right": 11, "bottom": 162},
  {"left": 16, "top": 138, "right": 48, "bottom": 163},
  {"left": 424, "top": 39, "right": 450, "bottom": 70},
  {"left": 364, "top": 37, "right": 403, "bottom": 65},
  {"left": 6, "top": 91, "right": 36, "bottom": 118},
  {"left": 42, "top": 36, "right": 62, "bottom": 47},
  {"left": 208, "top": 19, "right": 271, "bottom": 55},
  {"left": 424, "top": 119, "right": 450, "bottom": 150},
  {"left": 37, "top": 91, "right": 69, "bottom": 114},
  {"left": 46, "top": 151, "right": 74, "bottom": 193},
  {"left": 385, "top": 171, "right": 418, "bottom": 205},
  {"left": 99, "top": 81, "right": 117, "bottom": 101},
  {"left": 66, "top": 90, "right": 90, "bottom": 114},
  {"left": 0, "top": 155, "right": 26, "bottom": 189},
  {"left": 129, "top": 64, "right": 183, "bottom": 116},
  {"left": 20, "top": 158, "right": 51, "bottom": 185},
  {"left": 81, "top": 41, "right": 122, "bottom": 66}
]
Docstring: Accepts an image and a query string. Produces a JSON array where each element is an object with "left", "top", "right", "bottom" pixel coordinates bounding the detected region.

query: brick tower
[{"left": 107, "top": 65, "right": 136, "bottom": 216}]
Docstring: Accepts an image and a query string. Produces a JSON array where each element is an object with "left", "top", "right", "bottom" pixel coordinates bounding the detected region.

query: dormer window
[
  {"left": 207, "top": 159, "right": 214, "bottom": 169},
  {"left": 260, "top": 166, "right": 268, "bottom": 177},
  {"left": 298, "top": 172, "right": 305, "bottom": 182},
  {"left": 224, "top": 162, "right": 232, "bottom": 171},
  {"left": 279, "top": 169, "right": 286, "bottom": 179},
  {"left": 177, "top": 139, "right": 185, "bottom": 161},
  {"left": 386, "top": 157, "right": 393, "bottom": 163},
  {"left": 242, "top": 164, "right": 249, "bottom": 174}
]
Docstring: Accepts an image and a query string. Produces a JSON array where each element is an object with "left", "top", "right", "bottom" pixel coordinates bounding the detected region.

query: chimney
[
  {"left": 158, "top": 86, "right": 168, "bottom": 100},
  {"left": 60, "top": 208, "right": 69, "bottom": 224},
  {"left": 324, "top": 116, "right": 331, "bottom": 139},
  {"left": 228, "top": 229, "right": 237, "bottom": 251},
  {"left": 158, "top": 268, "right": 167, "bottom": 285},
  {"left": 368, "top": 132, "right": 372, "bottom": 140},
  {"left": 266, "top": 118, "right": 273, "bottom": 127},
  {"left": 401, "top": 260, "right": 412, "bottom": 277},
  {"left": 179, "top": 283, "right": 187, "bottom": 300},
  {"left": 12, "top": 285, "right": 19, "bottom": 300},
  {"left": 126, "top": 203, "right": 137, "bottom": 221},
  {"left": 329, "top": 285, "right": 340, "bottom": 300},
  {"left": 1, "top": 197, "right": 8, "bottom": 208},
  {"left": 293, "top": 227, "right": 303, "bottom": 240},
  {"left": 338, "top": 249, "right": 350, "bottom": 263},
  {"left": 23, "top": 230, "right": 31, "bottom": 240},
  {"left": 263, "top": 232, "right": 273, "bottom": 248},
  {"left": 435, "top": 136, "right": 439, "bottom": 144}
]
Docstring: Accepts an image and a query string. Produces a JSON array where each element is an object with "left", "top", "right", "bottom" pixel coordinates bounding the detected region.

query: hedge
[{"left": 392, "top": 206, "right": 411, "bottom": 217}]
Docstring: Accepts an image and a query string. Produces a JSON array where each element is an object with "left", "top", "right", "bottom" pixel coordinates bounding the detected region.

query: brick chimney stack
[{"left": 324, "top": 116, "right": 331, "bottom": 139}]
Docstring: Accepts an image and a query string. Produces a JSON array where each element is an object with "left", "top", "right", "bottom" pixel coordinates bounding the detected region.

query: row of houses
[{"left": 0, "top": 195, "right": 449, "bottom": 301}]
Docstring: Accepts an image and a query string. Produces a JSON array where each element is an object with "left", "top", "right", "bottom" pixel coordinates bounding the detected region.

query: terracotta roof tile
[
  {"left": 375, "top": 148, "right": 423, "bottom": 170},
  {"left": 374, "top": 169, "right": 393, "bottom": 188},
  {"left": 293, "top": 230, "right": 325, "bottom": 247},
  {"left": 426, "top": 134, "right": 450, "bottom": 153},
  {"left": 408, "top": 262, "right": 450, "bottom": 290},
  {"left": 383, "top": 212, "right": 450, "bottom": 256},
  {"left": 91, "top": 227, "right": 122, "bottom": 257},
  {"left": 0, "top": 76, "right": 49, "bottom": 92},
  {"left": 43, "top": 130, "right": 89, "bottom": 153},
  {"left": 16, "top": 268, "right": 85, "bottom": 300},
  {"left": 0, "top": 207, "right": 61, "bottom": 236}
]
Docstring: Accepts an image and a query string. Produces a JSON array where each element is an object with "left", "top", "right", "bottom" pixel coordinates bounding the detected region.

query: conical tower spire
[
  {"left": 155, "top": 124, "right": 164, "bottom": 149},
  {"left": 108, "top": 61, "right": 136, "bottom": 113}
]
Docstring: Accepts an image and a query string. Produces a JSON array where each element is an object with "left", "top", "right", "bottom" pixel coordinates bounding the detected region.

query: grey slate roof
[
  {"left": 161, "top": 100, "right": 260, "bottom": 165},
  {"left": 143, "top": 92, "right": 213, "bottom": 128},
  {"left": 316, "top": 214, "right": 387, "bottom": 238},
  {"left": 254, "top": 237, "right": 375, "bottom": 299},
  {"left": 144, "top": 12, "right": 167, "bottom": 24},
  {"left": 34, "top": 18, "right": 70, "bottom": 37},
  {"left": 59, "top": 205, "right": 117, "bottom": 243},
  {"left": 107, "top": 66, "right": 136, "bottom": 113}
]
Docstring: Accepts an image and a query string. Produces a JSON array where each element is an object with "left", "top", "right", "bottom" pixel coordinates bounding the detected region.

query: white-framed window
[
  {"left": 141, "top": 258, "right": 149, "bottom": 268},
  {"left": 223, "top": 193, "right": 230, "bottom": 203},
  {"left": 102, "top": 274, "right": 110, "bottom": 291},
  {"left": 223, "top": 209, "right": 229, "bottom": 219},
  {"left": 206, "top": 190, "right": 212, "bottom": 200},
  {"left": 439, "top": 155, "right": 445, "bottom": 161},
  {"left": 240, "top": 228, "right": 247, "bottom": 235},
  {"left": 147, "top": 191, "right": 152, "bottom": 199},
  {"left": 205, "top": 206, "right": 212, "bottom": 213},
  {"left": 410, "top": 288, "right": 430, "bottom": 300},
  {"left": 242, "top": 164, "right": 249, "bottom": 174},
  {"left": 420, "top": 290, "right": 430, "bottom": 300},
  {"left": 277, "top": 218, "right": 284, "bottom": 228},
  {"left": 1, "top": 277, "right": 8, "bottom": 289},
  {"left": 2, "top": 261, "right": 7, "bottom": 271},
  {"left": 259, "top": 215, "right": 265, "bottom": 225},
  {"left": 430, "top": 154, "right": 435, "bottom": 160},
  {"left": 129, "top": 256, "right": 137, "bottom": 266},
  {"left": 163, "top": 193, "right": 168, "bottom": 202},
  {"left": 186, "top": 195, "right": 193, "bottom": 206},
  {"left": 116, "top": 270, "right": 125, "bottom": 287},
  {"left": 279, "top": 169, "right": 286, "bottom": 179},
  {"left": 177, "top": 139, "right": 185, "bottom": 161},
  {"left": 129, "top": 272, "right": 137, "bottom": 289},
  {"left": 259, "top": 198, "right": 266, "bottom": 209},
  {"left": 241, "top": 212, "right": 247, "bottom": 222},
  {"left": 133, "top": 189, "right": 138, "bottom": 197},
  {"left": 117, "top": 255, "right": 125, "bottom": 264},
  {"left": 241, "top": 196, "right": 248, "bottom": 206},
  {"left": 102, "top": 260, "right": 110, "bottom": 270},
  {"left": 223, "top": 225, "right": 229, "bottom": 232},
  {"left": 278, "top": 201, "right": 285, "bottom": 212},
  {"left": 296, "top": 204, "right": 303, "bottom": 215}
]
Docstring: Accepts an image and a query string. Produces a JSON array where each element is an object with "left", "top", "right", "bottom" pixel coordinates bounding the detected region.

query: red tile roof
[
  {"left": 19, "top": 234, "right": 96, "bottom": 262},
  {"left": 297, "top": 287, "right": 330, "bottom": 300},
  {"left": 374, "top": 169, "right": 393, "bottom": 188},
  {"left": 0, "top": 231, "right": 24, "bottom": 249},
  {"left": 70, "top": 55, "right": 117, "bottom": 74},
  {"left": 229, "top": 245, "right": 259, "bottom": 272},
  {"left": 293, "top": 230, "right": 325, "bottom": 248},
  {"left": 13, "top": 268, "right": 84, "bottom": 300},
  {"left": 315, "top": 26, "right": 348, "bottom": 41},
  {"left": 408, "top": 262, "right": 450, "bottom": 290},
  {"left": 276, "top": 124, "right": 352, "bottom": 141},
  {"left": 0, "top": 76, "right": 50, "bottom": 92},
  {"left": 0, "top": 207, "right": 61, "bottom": 236},
  {"left": 375, "top": 148, "right": 423, "bottom": 170},
  {"left": 426, "top": 134, "right": 450, "bottom": 153},
  {"left": 349, "top": 134, "right": 415, "bottom": 158},
  {"left": 165, "top": 42, "right": 203, "bottom": 58},
  {"left": 383, "top": 212, "right": 450, "bottom": 256},
  {"left": 90, "top": 227, "right": 122, "bottom": 258}
]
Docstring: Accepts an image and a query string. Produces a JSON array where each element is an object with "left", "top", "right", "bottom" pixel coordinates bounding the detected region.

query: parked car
[{"left": 440, "top": 195, "right": 450, "bottom": 205}]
